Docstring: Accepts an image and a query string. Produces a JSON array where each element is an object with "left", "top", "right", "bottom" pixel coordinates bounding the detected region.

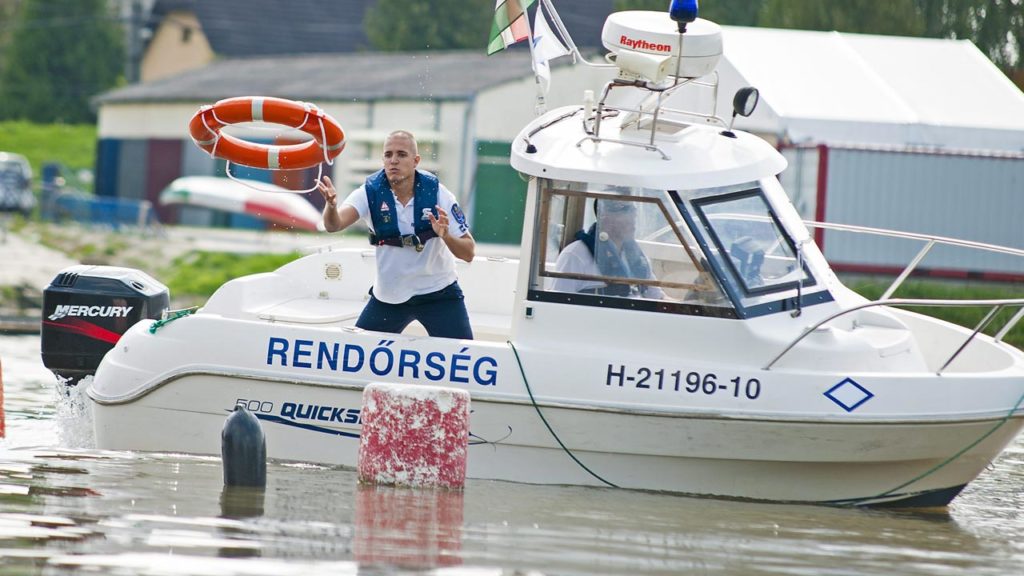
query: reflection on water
[
  {"left": 1, "top": 334, "right": 1023, "bottom": 575},
  {"left": 354, "top": 485, "right": 464, "bottom": 569}
]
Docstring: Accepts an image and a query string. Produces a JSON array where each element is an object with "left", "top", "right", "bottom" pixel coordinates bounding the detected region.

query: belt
[{"left": 368, "top": 230, "right": 436, "bottom": 252}]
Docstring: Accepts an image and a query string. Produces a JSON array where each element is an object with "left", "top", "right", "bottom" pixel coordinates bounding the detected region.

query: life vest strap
[{"left": 368, "top": 229, "right": 435, "bottom": 251}]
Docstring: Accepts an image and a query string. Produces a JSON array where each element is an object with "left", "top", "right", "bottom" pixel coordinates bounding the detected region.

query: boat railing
[
  {"left": 764, "top": 220, "right": 1024, "bottom": 373},
  {"left": 579, "top": 73, "right": 725, "bottom": 160}
]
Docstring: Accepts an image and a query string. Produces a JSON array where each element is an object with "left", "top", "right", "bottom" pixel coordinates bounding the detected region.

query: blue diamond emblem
[{"left": 824, "top": 378, "right": 874, "bottom": 412}]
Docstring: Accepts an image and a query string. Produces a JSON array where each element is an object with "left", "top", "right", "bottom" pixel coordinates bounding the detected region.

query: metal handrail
[
  {"left": 763, "top": 298, "right": 1024, "bottom": 373},
  {"left": 764, "top": 221, "right": 1024, "bottom": 373},
  {"left": 589, "top": 74, "right": 726, "bottom": 156},
  {"left": 803, "top": 220, "right": 1024, "bottom": 297}
]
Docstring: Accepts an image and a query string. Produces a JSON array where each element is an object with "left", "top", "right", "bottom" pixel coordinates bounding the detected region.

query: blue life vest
[
  {"left": 364, "top": 169, "right": 439, "bottom": 248},
  {"left": 576, "top": 223, "right": 653, "bottom": 297}
]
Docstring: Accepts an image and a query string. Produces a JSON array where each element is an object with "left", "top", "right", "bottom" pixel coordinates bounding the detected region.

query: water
[{"left": 2, "top": 334, "right": 1024, "bottom": 575}]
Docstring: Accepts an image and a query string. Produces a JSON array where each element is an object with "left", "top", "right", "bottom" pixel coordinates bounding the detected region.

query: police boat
[{"left": 43, "top": 6, "right": 1024, "bottom": 507}]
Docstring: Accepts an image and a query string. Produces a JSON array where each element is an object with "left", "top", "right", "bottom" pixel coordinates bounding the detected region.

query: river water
[{"left": 1, "top": 334, "right": 1023, "bottom": 575}]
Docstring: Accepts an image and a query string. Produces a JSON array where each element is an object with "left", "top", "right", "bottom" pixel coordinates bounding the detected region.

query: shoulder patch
[{"left": 451, "top": 203, "right": 467, "bottom": 226}]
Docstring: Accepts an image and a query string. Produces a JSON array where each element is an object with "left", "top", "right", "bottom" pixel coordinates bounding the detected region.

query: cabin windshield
[
  {"left": 528, "top": 179, "right": 827, "bottom": 318},
  {"left": 690, "top": 190, "right": 811, "bottom": 295},
  {"left": 529, "top": 179, "right": 733, "bottom": 316}
]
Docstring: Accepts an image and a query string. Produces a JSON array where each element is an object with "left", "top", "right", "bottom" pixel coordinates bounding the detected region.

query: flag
[
  {"left": 487, "top": 0, "right": 537, "bottom": 55},
  {"left": 531, "top": 3, "right": 569, "bottom": 95}
]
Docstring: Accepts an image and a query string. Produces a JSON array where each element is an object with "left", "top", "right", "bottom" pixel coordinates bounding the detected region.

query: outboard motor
[{"left": 42, "top": 266, "right": 169, "bottom": 385}]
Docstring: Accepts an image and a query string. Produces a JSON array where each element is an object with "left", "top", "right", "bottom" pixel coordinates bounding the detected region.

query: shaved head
[{"left": 385, "top": 130, "right": 418, "bottom": 156}]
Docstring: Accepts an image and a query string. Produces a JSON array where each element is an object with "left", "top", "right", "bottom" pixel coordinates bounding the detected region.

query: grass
[
  {"left": 0, "top": 121, "right": 97, "bottom": 177},
  {"left": 846, "top": 278, "right": 1024, "bottom": 350},
  {"left": 161, "top": 251, "right": 302, "bottom": 302}
]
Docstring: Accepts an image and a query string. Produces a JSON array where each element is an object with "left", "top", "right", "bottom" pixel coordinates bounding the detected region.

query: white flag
[{"left": 531, "top": 4, "right": 569, "bottom": 95}]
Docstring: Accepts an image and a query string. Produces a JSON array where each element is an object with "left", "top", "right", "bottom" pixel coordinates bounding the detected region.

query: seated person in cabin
[{"left": 552, "top": 199, "right": 665, "bottom": 298}]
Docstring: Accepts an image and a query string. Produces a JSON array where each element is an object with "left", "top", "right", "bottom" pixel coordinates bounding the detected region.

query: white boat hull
[
  {"left": 91, "top": 369, "right": 1022, "bottom": 505},
  {"left": 88, "top": 307, "right": 1024, "bottom": 506}
]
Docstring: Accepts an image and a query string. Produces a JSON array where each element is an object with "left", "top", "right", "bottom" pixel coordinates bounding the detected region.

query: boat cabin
[{"left": 524, "top": 178, "right": 830, "bottom": 320}]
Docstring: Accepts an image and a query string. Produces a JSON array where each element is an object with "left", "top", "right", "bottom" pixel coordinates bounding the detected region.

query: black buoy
[{"left": 221, "top": 406, "right": 266, "bottom": 487}]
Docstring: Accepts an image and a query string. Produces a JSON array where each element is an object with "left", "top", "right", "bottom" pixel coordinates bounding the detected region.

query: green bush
[{"left": 162, "top": 251, "right": 302, "bottom": 300}]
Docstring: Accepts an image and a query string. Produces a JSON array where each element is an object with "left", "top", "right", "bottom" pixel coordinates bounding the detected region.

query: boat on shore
[{"left": 42, "top": 7, "right": 1024, "bottom": 506}]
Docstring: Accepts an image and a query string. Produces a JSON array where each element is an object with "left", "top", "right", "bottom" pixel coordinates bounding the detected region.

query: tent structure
[
  {"left": 705, "top": 27, "right": 1024, "bottom": 280},
  {"left": 716, "top": 26, "right": 1024, "bottom": 153}
]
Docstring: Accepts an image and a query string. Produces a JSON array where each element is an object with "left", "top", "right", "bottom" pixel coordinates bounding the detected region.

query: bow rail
[{"left": 765, "top": 220, "right": 1024, "bottom": 373}]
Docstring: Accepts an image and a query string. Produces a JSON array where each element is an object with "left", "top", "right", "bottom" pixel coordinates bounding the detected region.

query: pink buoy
[{"left": 358, "top": 383, "right": 470, "bottom": 489}]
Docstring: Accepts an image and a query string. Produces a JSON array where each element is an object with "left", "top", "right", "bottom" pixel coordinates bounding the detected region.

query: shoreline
[{"left": 0, "top": 315, "right": 40, "bottom": 335}]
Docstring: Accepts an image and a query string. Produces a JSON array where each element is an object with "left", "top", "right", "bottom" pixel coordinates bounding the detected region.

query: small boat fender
[{"left": 222, "top": 406, "right": 266, "bottom": 488}]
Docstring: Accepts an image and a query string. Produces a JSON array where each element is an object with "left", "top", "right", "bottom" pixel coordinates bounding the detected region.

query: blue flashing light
[{"left": 669, "top": 0, "right": 699, "bottom": 32}]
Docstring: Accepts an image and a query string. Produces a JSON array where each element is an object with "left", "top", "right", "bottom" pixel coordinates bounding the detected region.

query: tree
[
  {"left": 914, "top": 0, "right": 1023, "bottom": 70},
  {"left": 758, "top": 0, "right": 1021, "bottom": 70},
  {"left": 0, "top": 0, "right": 21, "bottom": 75},
  {"left": 614, "top": 0, "right": 765, "bottom": 26},
  {"left": 758, "top": 0, "right": 925, "bottom": 36},
  {"left": 365, "top": 0, "right": 495, "bottom": 51},
  {"left": 0, "top": 0, "right": 123, "bottom": 123}
]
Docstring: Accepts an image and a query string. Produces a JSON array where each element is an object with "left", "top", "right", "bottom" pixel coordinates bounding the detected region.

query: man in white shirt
[{"left": 317, "top": 130, "right": 476, "bottom": 338}]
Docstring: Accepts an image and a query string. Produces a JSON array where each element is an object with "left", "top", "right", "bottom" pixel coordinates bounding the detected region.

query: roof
[
  {"left": 95, "top": 50, "right": 535, "bottom": 103},
  {"left": 719, "top": 26, "right": 1024, "bottom": 152},
  {"left": 147, "top": 0, "right": 612, "bottom": 57},
  {"left": 149, "top": 0, "right": 372, "bottom": 55}
]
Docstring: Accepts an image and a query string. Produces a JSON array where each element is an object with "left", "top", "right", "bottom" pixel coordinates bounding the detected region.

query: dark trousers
[{"left": 356, "top": 281, "right": 474, "bottom": 340}]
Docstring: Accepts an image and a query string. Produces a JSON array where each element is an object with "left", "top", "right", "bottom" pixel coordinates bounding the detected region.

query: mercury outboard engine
[{"left": 42, "top": 266, "right": 169, "bottom": 385}]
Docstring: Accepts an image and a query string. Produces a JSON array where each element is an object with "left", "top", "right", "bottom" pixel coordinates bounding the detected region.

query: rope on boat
[
  {"left": 508, "top": 341, "right": 620, "bottom": 489},
  {"left": 148, "top": 307, "right": 199, "bottom": 334},
  {"left": 509, "top": 341, "right": 1024, "bottom": 502},
  {"left": 866, "top": 387, "right": 1024, "bottom": 504}
]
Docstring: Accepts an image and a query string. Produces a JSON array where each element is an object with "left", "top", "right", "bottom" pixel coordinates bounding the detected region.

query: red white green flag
[{"left": 487, "top": 0, "right": 537, "bottom": 55}]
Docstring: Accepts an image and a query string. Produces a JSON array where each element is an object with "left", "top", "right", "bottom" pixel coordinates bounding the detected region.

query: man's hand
[
  {"left": 428, "top": 204, "right": 475, "bottom": 262},
  {"left": 317, "top": 176, "right": 359, "bottom": 233},
  {"left": 427, "top": 204, "right": 449, "bottom": 239},
  {"left": 317, "top": 176, "right": 338, "bottom": 208}
]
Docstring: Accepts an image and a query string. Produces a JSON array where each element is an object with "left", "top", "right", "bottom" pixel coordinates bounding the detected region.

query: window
[
  {"left": 692, "top": 190, "right": 811, "bottom": 295},
  {"left": 530, "top": 180, "right": 730, "bottom": 312}
]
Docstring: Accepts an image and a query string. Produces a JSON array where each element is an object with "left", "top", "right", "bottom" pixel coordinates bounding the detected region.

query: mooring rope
[
  {"left": 148, "top": 307, "right": 199, "bottom": 334},
  {"left": 507, "top": 340, "right": 619, "bottom": 488},
  {"left": 510, "top": 340, "right": 1024, "bottom": 503},
  {"left": 865, "top": 386, "right": 1024, "bottom": 505}
]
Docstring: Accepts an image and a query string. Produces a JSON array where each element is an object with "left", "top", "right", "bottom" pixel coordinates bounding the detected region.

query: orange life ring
[{"left": 188, "top": 96, "right": 345, "bottom": 170}]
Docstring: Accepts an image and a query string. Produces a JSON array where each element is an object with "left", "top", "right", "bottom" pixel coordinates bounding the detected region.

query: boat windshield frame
[
  {"left": 526, "top": 177, "right": 834, "bottom": 319},
  {"left": 527, "top": 179, "right": 738, "bottom": 317},
  {"left": 671, "top": 183, "right": 834, "bottom": 317}
]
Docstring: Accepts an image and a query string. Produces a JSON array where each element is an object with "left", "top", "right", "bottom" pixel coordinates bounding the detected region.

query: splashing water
[{"left": 53, "top": 376, "right": 95, "bottom": 449}]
